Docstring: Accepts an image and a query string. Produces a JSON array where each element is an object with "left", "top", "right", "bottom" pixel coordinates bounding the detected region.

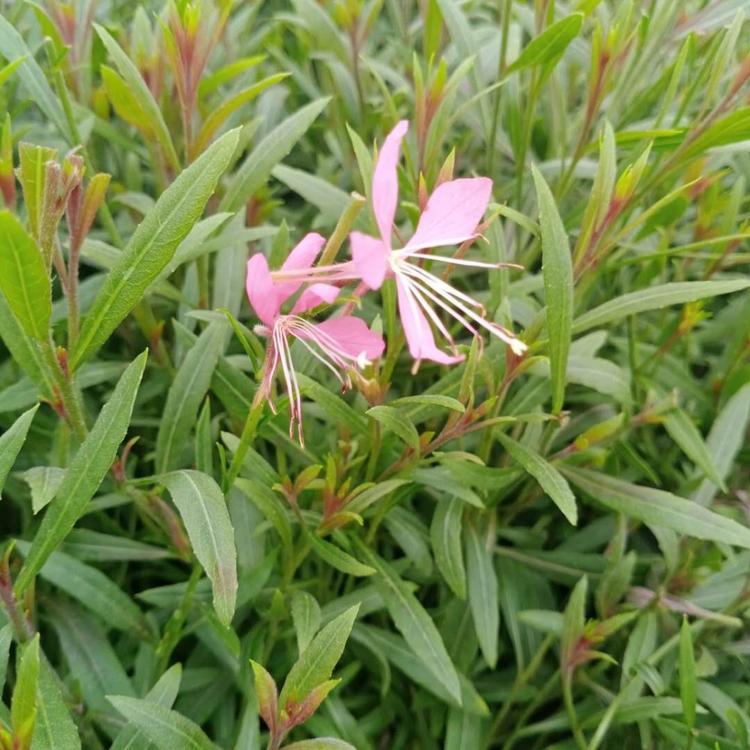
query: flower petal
[
  {"left": 350, "top": 231, "right": 390, "bottom": 290},
  {"left": 372, "top": 120, "right": 408, "bottom": 246},
  {"left": 313, "top": 317, "right": 385, "bottom": 360},
  {"left": 275, "top": 232, "right": 326, "bottom": 303},
  {"left": 403, "top": 177, "right": 492, "bottom": 253},
  {"left": 291, "top": 283, "right": 340, "bottom": 314},
  {"left": 395, "top": 277, "right": 463, "bottom": 365},
  {"left": 246, "top": 253, "right": 281, "bottom": 327}
]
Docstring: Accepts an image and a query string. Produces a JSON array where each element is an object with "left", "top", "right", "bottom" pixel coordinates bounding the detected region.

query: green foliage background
[{"left": 0, "top": 1, "right": 749, "bottom": 748}]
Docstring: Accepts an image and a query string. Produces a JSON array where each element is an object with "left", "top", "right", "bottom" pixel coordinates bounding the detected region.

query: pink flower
[
  {"left": 350, "top": 120, "right": 526, "bottom": 367},
  {"left": 246, "top": 232, "right": 384, "bottom": 443}
]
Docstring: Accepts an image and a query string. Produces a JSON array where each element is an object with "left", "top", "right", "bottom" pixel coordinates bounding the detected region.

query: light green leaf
[
  {"left": 11, "top": 635, "right": 40, "bottom": 745},
  {"left": 221, "top": 98, "right": 330, "bottom": 212},
  {"left": 572, "top": 280, "right": 750, "bottom": 335},
  {"left": 32, "top": 661, "right": 82, "bottom": 750},
  {"left": 14, "top": 351, "right": 147, "bottom": 595},
  {"left": 465, "top": 521, "right": 499, "bottom": 667},
  {"left": 20, "top": 466, "right": 65, "bottom": 514},
  {"left": 279, "top": 604, "right": 359, "bottom": 707},
  {"left": 497, "top": 433, "right": 577, "bottom": 525},
  {"left": 95, "top": 24, "right": 180, "bottom": 170},
  {"left": 305, "top": 530, "right": 376, "bottom": 577},
  {"left": 563, "top": 465, "right": 750, "bottom": 548},
  {"left": 561, "top": 576, "right": 587, "bottom": 667},
  {"left": 692, "top": 383, "right": 750, "bottom": 506},
  {"left": 291, "top": 591, "right": 322, "bottom": 654},
  {"left": 234, "top": 477, "right": 292, "bottom": 551},
  {"left": 532, "top": 166, "right": 573, "bottom": 413},
  {"left": 155, "top": 321, "right": 226, "bottom": 473},
  {"left": 0, "top": 16, "right": 71, "bottom": 141},
  {"left": 679, "top": 617, "right": 697, "bottom": 730},
  {"left": 283, "top": 741, "right": 356, "bottom": 750},
  {"left": 430, "top": 498, "right": 466, "bottom": 599},
  {"left": 297, "top": 373, "right": 368, "bottom": 434},
  {"left": 0, "top": 404, "right": 38, "bottom": 497},
  {"left": 107, "top": 697, "right": 218, "bottom": 750},
  {"left": 272, "top": 164, "right": 349, "bottom": 221},
  {"left": 367, "top": 405, "right": 420, "bottom": 453},
  {"left": 14, "top": 541, "right": 149, "bottom": 638},
  {"left": 356, "top": 544, "right": 461, "bottom": 704},
  {"left": 72, "top": 129, "right": 239, "bottom": 368},
  {"left": 389, "top": 394, "right": 466, "bottom": 414},
  {"left": 111, "top": 665, "right": 183, "bottom": 750},
  {"left": 0, "top": 211, "right": 51, "bottom": 341},
  {"left": 663, "top": 407, "right": 725, "bottom": 489},
  {"left": 162, "top": 470, "right": 237, "bottom": 626},
  {"left": 508, "top": 14, "right": 584, "bottom": 74}
]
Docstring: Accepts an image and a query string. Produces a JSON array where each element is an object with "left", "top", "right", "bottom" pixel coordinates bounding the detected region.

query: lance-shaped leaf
[
  {"left": 221, "top": 98, "right": 329, "bottom": 212},
  {"left": 162, "top": 470, "right": 238, "bottom": 626},
  {"left": 508, "top": 13, "right": 583, "bottom": 75},
  {"left": 17, "top": 144, "right": 57, "bottom": 241},
  {"left": 250, "top": 660, "right": 278, "bottom": 732},
  {"left": 497, "top": 432, "right": 577, "bottom": 525},
  {"left": 0, "top": 211, "right": 51, "bottom": 341},
  {"left": 14, "top": 351, "right": 148, "bottom": 595},
  {"left": 283, "top": 741, "right": 355, "bottom": 750},
  {"left": 33, "top": 660, "right": 82, "bottom": 750},
  {"left": 279, "top": 605, "right": 359, "bottom": 708},
  {"left": 0, "top": 16, "right": 72, "bottom": 142},
  {"left": 465, "top": 521, "right": 499, "bottom": 668},
  {"left": 95, "top": 24, "right": 180, "bottom": 171},
  {"left": 107, "top": 697, "right": 219, "bottom": 750},
  {"left": 11, "top": 635, "right": 40, "bottom": 750},
  {"left": 356, "top": 543, "right": 462, "bottom": 704},
  {"left": 532, "top": 166, "right": 573, "bottom": 414},
  {"left": 72, "top": 128, "right": 239, "bottom": 369},
  {"left": 0, "top": 404, "right": 38, "bottom": 498}
]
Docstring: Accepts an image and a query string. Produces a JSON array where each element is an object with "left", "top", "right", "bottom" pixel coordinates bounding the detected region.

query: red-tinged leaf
[{"left": 250, "top": 660, "right": 278, "bottom": 733}]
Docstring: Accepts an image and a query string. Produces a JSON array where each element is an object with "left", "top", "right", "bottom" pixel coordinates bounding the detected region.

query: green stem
[
  {"left": 562, "top": 671, "right": 588, "bottom": 750},
  {"left": 487, "top": 0, "right": 513, "bottom": 175},
  {"left": 319, "top": 193, "right": 366, "bottom": 267},
  {"left": 223, "top": 399, "right": 265, "bottom": 492}
]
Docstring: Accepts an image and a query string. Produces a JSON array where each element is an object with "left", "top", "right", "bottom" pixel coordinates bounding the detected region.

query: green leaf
[
  {"left": 291, "top": 591, "right": 322, "bottom": 654},
  {"left": 107, "top": 697, "right": 218, "bottom": 750},
  {"left": 0, "top": 624, "right": 11, "bottom": 692},
  {"left": 679, "top": 617, "right": 696, "bottom": 730},
  {"left": 193, "top": 72, "right": 290, "bottom": 155},
  {"left": 155, "top": 321, "right": 226, "bottom": 473},
  {"left": 0, "top": 292, "right": 55, "bottom": 393},
  {"left": 305, "top": 530, "right": 376, "bottom": 577},
  {"left": 20, "top": 466, "right": 65, "bottom": 514},
  {"left": 111, "top": 665, "right": 183, "bottom": 750},
  {"left": 0, "top": 404, "right": 38, "bottom": 497},
  {"left": 532, "top": 166, "right": 573, "bottom": 413},
  {"left": 249, "top": 659, "right": 278, "bottom": 730},
  {"left": 663, "top": 407, "right": 725, "bottom": 489},
  {"left": 11, "top": 634, "right": 40, "bottom": 747},
  {"left": 32, "top": 661, "right": 82, "bottom": 750},
  {"left": 279, "top": 605, "right": 359, "bottom": 708},
  {"left": 497, "top": 433, "right": 577, "bottom": 525},
  {"left": 367, "top": 405, "right": 420, "bottom": 453},
  {"left": 572, "top": 280, "right": 750, "bottom": 335},
  {"left": 431, "top": 498, "right": 466, "bottom": 599},
  {"left": 14, "top": 541, "right": 149, "bottom": 638},
  {"left": 72, "top": 129, "right": 239, "bottom": 368},
  {"left": 0, "top": 211, "right": 51, "bottom": 341},
  {"left": 508, "top": 14, "right": 584, "bottom": 74},
  {"left": 17, "top": 144, "right": 57, "bottom": 244},
  {"left": 221, "top": 98, "right": 330, "bottom": 212},
  {"left": 465, "top": 521, "right": 499, "bottom": 668},
  {"left": 0, "top": 16, "right": 71, "bottom": 142},
  {"left": 561, "top": 577, "right": 587, "bottom": 667},
  {"left": 162, "top": 470, "right": 238, "bottom": 626},
  {"left": 356, "top": 544, "right": 462, "bottom": 704},
  {"left": 234, "top": 477, "right": 292, "bottom": 551},
  {"left": 283, "top": 741, "right": 356, "bottom": 750},
  {"left": 271, "top": 164, "right": 349, "bottom": 221},
  {"left": 692, "top": 382, "right": 750, "bottom": 506},
  {"left": 94, "top": 24, "right": 180, "bottom": 170},
  {"left": 562, "top": 465, "right": 750, "bottom": 548},
  {"left": 389, "top": 394, "right": 466, "bottom": 414},
  {"left": 14, "top": 351, "right": 147, "bottom": 595}
]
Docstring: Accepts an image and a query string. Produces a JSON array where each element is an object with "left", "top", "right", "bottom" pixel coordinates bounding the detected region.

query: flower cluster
[{"left": 245, "top": 121, "right": 527, "bottom": 442}]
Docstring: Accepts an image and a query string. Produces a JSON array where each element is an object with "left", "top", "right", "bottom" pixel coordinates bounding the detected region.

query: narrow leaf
[
  {"left": 162, "top": 470, "right": 238, "bottom": 626},
  {"left": 15, "top": 351, "right": 147, "bottom": 595},
  {"left": 0, "top": 404, "right": 38, "bottom": 497}
]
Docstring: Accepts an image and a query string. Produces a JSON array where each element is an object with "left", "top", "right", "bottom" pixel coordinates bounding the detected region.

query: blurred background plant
[{"left": 0, "top": 1, "right": 749, "bottom": 748}]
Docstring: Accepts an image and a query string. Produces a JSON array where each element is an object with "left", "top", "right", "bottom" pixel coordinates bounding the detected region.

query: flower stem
[
  {"left": 223, "top": 398, "right": 265, "bottom": 492},
  {"left": 319, "top": 192, "right": 366, "bottom": 267}
]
